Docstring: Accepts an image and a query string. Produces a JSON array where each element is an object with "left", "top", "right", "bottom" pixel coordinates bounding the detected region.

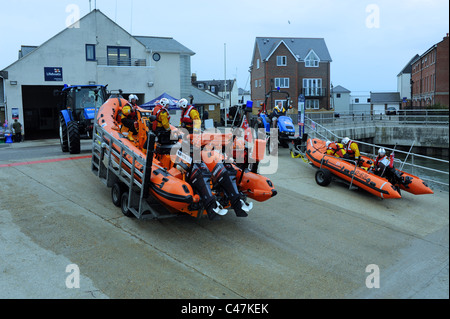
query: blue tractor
[
  {"left": 250, "top": 88, "right": 296, "bottom": 155},
  {"left": 57, "top": 84, "right": 108, "bottom": 154}
]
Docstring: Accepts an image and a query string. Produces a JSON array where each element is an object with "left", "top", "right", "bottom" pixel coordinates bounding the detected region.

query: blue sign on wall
[{"left": 44, "top": 67, "right": 63, "bottom": 81}]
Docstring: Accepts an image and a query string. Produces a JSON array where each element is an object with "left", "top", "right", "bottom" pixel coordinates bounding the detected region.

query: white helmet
[
  {"left": 341, "top": 137, "right": 350, "bottom": 145},
  {"left": 128, "top": 94, "right": 138, "bottom": 102},
  {"left": 178, "top": 98, "right": 188, "bottom": 109},
  {"left": 326, "top": 140, "right": 332, "bottom": 148},
  {"left": 159, "top": 98, "right": 170, "bottom": 108},
  {"left": 378, "top": 148, "right": 386, "bottom": 156}
]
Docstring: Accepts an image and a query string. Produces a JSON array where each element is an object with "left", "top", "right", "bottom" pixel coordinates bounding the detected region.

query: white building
[
  {"left": 0, "top": 9, "right": 194, "bottom": 139},
  {"left": 370, "top": 92, "right": 401, "bottom": 115},
  {"left": 330, "top": 85, "right": 351, "bottom": 113},
  {"left": 397, "top": 54, "right": 419, "bottom": 103},
  {"left": 350, "top": 92, "right": 371, "bottom": 114}
]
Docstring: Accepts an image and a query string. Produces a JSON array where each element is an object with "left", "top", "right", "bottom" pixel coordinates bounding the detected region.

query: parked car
[{"left": 386, "top": 107, "right": 397, "bottom": 115}]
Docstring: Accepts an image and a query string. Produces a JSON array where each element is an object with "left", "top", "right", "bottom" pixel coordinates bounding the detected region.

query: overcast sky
[{"left": 0, "top": 0, "right": 448, "bottom": 94}]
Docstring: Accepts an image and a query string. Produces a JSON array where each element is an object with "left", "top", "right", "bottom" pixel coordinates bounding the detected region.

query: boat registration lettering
[{"left": 177, "top": 149, "right": 192, "bottom": 164}]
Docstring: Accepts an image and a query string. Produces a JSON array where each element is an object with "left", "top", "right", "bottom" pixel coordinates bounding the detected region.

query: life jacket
[
  {"left": 327, "top": 142, "right": 346, "bottom": 158},
  {"left": 181, "top": 105, "right": 196, "bottom": 125},
  {"left": 344, "top": 139, "right": 358, "bottom": 156},
  {"left": 375, "top": 155, "right": 394, "bottom": 169},
  {"left": 151, "top": 105, "right": 170, "bottom": 131}
]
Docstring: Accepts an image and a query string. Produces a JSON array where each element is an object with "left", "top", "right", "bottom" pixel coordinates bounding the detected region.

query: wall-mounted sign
[{"left": 44, "top": 67, "right": 63, "bottom": 81}]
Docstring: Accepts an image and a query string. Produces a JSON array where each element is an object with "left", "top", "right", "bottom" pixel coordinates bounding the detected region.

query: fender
[
  {"left": 259, "top": 114, "right": 271, "bottom": 132},
  {"left": 276, "top": 115, "right": 295, "bottom": 133},
  {"left": 60, "top": 109, "right": 72, "bottom": 124}
]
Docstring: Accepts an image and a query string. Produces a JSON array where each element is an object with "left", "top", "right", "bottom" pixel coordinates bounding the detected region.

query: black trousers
[{"left": 122, "top": 118, "right": 138, "bottom": 135}]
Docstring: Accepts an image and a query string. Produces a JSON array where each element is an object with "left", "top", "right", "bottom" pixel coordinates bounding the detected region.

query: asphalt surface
[{"left": 0, "top": 138, "right": 448, "bottom": 301}]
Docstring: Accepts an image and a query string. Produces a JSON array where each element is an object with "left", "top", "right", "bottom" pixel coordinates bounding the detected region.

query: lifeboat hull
[{"left": 305, "top": 138, "right": 401, "bottom": 199}]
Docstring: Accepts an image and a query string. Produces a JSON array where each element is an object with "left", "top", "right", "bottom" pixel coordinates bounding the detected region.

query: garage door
[{"left": 22, "top": 85, "right": 63, "bottom": 140}]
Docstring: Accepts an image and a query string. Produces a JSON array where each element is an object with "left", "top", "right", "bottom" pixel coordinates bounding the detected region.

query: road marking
[{"left": 0, "top": 156, "right": 91, "bottom": 168}]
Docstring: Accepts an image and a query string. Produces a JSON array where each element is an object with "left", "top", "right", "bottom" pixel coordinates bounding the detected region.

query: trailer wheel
[
  {"left": 111, "top": 182, "right": 124, "bottom": 207},
  {"left": 315, "top": 168, "right": 332, "bottom": 186},
  {"left": 67, "top": 121, "right": 81, "bottom": 154},
  {"left": 121, "top": 192, "right": 135, "bottom": 218},
  {"left": 59, "top": 114, "right": 69, "bottom": 152}
]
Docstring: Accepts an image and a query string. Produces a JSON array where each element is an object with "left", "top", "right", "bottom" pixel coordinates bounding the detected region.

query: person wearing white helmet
[
  {"left": 151, "top": 97, "right": 172, "bottom": 143},
  {"left": 120, "top": 95, "right": 139, "bottom": 141},
  {"left": 341, "top": 137, "right": 361, "bottom": 165},
  {"left": 373, "top": 148, "right": 392, "bottom": 177},
  {"left": 128, "top": 94, "right": 139, "bottom": 108},
  {"left": 178, "top": 98, "right": 201, "bottom": 133}
]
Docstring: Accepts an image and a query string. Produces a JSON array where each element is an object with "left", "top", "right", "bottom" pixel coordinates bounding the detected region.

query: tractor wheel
[
  {"left": 59, "top": 114, "right": 68, "bottom": 152},
  {"left": 121, "top": 192, "right": 135, "bottom": 218},
  {"left": 67, "top": 121, "right": 81, "bottom": 154},
  {"left": 315, "top": 168, "right": 333, "bottom": 186},
  {"left": 111, "top": 182, "right": 124, "bottom": 207}
]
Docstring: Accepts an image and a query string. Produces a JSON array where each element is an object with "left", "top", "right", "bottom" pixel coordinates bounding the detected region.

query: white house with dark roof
[
  {"left": 397, "top": 54, "right": 419, "bottom": 103},
  {"left": 331, "top": 85, "right": 351, "bottom": 113},
  {"left": 0, "top": 9, "right": 194, "bottom": 139},
  {"left": 370, "top": 92, "right": 401, "bottom": 115}
]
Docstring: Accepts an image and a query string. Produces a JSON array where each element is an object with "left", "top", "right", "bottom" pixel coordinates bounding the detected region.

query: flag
[
  {"left": 241, "top": 115, "right": 252, "bottom": 143},
  {"left": 389, "top": 151, "right": 395, "bottom": 168}
]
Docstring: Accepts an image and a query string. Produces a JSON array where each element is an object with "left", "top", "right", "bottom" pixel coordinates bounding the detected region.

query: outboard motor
[
  {"left": 186, "top": 163, "right": 227, "bottom": 220},
  {"left": 211, "top": 163, "right": 252, "bottom": 217}
]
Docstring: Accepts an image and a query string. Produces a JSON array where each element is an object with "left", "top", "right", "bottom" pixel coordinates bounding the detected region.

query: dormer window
[{"left": 305, "top": 50, "right": 319, "bottom": 67}]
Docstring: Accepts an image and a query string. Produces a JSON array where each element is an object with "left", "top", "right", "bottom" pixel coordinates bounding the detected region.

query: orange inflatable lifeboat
[
  {"left": 93, "top": 95, "right": 277, "bottom": 220},
  {"left": 304, "top": 138, "right": 433, "bottom": 199}
]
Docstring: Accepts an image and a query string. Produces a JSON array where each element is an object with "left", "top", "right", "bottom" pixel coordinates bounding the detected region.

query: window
[
  {"left": 305, "top": 50, "right": 320, "bottom": 67},
  {"left": 86, "top": 44, "right": 96, "bottom": 61},
  {"left": 198, "top": 83, "right": 204, "bottom": 89},
  {"left": 305, "top": 100, "right": 319, "bottom": 109},
  {"left": 275, "top": 78, "right": 289, "bottom": 88},
  {"left": 255, "top": 80, "right": 258, "bottom": 88},
  {"left": 336, "top": 93, "right": 341, "bottom": 98},
  {"left": 259, "top": 79, "right": 262, "bottom": 87},
  {"left": 277, "top": 56, "right": 287, "bottom": 66},
  {"left": 303, "top": 78, "right": 322, "bottom": 96},
  {"left": 355, "top": 98, "right": 359, "bottom": 103},
  {"left": 107, "top": 46, "right": 131, "bottom": 66},
  {"left": 257, "top": 59, "right": 260, "bottom": 69}
]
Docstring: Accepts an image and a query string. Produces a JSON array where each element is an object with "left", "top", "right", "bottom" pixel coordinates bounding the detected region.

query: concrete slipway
[{"left": 0, "top": 140, "right": 448, "bottom": 300}]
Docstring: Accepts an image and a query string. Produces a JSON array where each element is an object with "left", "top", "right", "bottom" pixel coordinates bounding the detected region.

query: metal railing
[
  {"left": 303, "top": 116, "right": 449, "bottom": 191},
  {"left": 306, "top": 109, "right": 449, "bottom": 126},
  {"left": 96, "top": 57, "right": 147, "bottom": 67}
]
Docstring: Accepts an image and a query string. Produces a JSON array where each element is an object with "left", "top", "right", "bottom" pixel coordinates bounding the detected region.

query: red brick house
[
  {"left": 411, "top": 34, "right": 449, "bottom": 108},
  {"left": 250, "top": 37, "right": 332, "bottom": 114}
]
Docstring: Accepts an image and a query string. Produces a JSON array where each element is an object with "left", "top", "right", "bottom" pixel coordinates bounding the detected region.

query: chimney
[{"left": 191, "top": 73, "right": 197, "bottom": 83}]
